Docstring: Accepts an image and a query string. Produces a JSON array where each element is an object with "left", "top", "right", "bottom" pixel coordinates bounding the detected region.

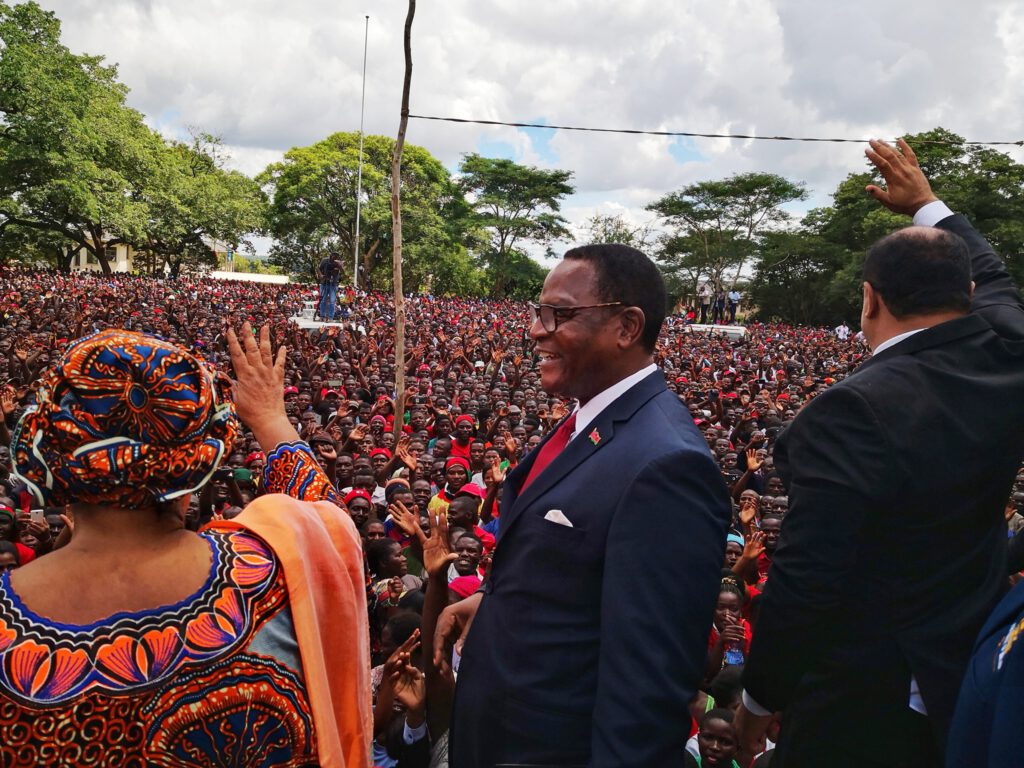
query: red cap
[
  {"left": 456, "top": 482, "right": 485, "bottom": 499},
  {"left": 343, "top": 489, "right": 372, "bottom": 507}
]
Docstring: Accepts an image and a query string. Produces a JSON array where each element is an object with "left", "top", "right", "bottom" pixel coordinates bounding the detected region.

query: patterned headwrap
[{"left": 11, "top": 329, "right": 238, "bottom": 509}]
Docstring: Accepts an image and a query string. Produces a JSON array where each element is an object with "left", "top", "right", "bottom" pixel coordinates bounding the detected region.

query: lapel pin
[{"left": 589, "top": 428, "right": 601, "bottom": 445}]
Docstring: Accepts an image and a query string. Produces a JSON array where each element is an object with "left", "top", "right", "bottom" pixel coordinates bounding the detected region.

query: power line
[{"left": 408, "top": 114, "right": 1024, "bottom": 148}]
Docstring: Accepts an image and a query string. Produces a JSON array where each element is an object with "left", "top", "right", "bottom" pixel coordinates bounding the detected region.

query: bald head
[{"left": 863, "top": 226, "right": 972, "bottom": 319}]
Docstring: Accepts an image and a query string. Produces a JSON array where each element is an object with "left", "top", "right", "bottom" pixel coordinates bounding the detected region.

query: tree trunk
[
  {"left": 57, "top": 246, "right": 75, "bottom": 273},
  {"left": 89, "top": 226, "right": 113, "bottom": 274},
  {"left": 390, "top": 0, "right": 416, "bottom": 444}
]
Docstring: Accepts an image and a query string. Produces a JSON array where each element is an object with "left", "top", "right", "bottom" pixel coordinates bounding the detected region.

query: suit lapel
[{"left": 499, "top": 372, "right": 666, "bottom": 538}]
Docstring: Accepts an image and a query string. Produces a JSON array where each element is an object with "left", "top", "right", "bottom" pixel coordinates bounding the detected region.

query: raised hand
[
  {"left": 395, "top": 439, "right": 417, "bottom": 471},
  {"left": 739, "top": 498, "right": 758, "bottom": 529},
  {"left": 502, "top": 431, "right": 518, "bottom": 458},
  {"left": 418, "top": 508, "right": 458, "bottom": 578},
  {"left": 390, "top": 654, "right": 426, "bottom": 714},
  {"left": 745, "top": 448, "right": 763, "bottom": 473},
  {"left": 314, "top": 440, "right": 337, "bottom": 462},
  {"left": 388, "top": 499, "right": 421, "bottom": 538},
  {"left": 742, "top": 530, "right": 766, "bottom": 560},
  {"left": 488, "top": 455, "right": 506, "bottom": 485},
  {"left": 0, "top": 387, "right": 15, "bottom": 417},
  {"left": 226, "top": 322, "right": 296, "bottom": 450},
  {"left": 349, "top": 424, "right": 368, "bottom": 443},
  {"left": 864, "top": 138, "right": 938, "bottom": 217}
]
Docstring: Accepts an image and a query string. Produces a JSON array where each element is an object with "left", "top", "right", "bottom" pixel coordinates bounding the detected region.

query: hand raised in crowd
[
  {"left": 395, "top": 439, "right": 417, "bottom": 471},
  {"left": 864, "top": 138, "right": 939, "bottom": 217},
  {"left": 376, "top": 628, "right": 422, "bottom": 725},
  {"left": 745, "top": 448, "right": 763, "bottom": 472},
  {"left": 390, "top": 651, "right": 426, "bottom": 718},
  {"left": 0, "top": 386, "right": 15, "bottom": 417},
  {"left": 348, "top": 424, "right": 368, "bottom": 443},
  {"left": 313, "top": 439, "right": 337, "bottom": 462},
  {"left": 401, "top": 502, "right": 457, "bottom": 578},
  {"left": 18, "top": 514, "right": 52, "bottom": 548},
  {"left": 739, "top": 498, "right": 758, "bottom": 529},
  {"left": 226, "top": 322, "right": 297, "bottom": 450},
  {"left": 742, "top": 530, "right": 766, "bottom": 561},
  {"left": 487, "top": 455, "right": 506, "bottom": 485},
  {"left": 502, "top": 431, "right": 518, "bottom": 459}
]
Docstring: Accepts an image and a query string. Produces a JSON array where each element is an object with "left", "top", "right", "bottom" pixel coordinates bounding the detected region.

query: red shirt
[{"left": 449, "top": 440, "right": 472, "bottom": 460}]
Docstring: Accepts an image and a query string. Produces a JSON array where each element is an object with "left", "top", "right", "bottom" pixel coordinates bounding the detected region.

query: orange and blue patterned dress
[{"left": 0, "top": 441, "right": 341, "bottom": 767}]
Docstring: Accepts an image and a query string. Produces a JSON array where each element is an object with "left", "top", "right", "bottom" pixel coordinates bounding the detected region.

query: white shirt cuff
[
  {"left": 403, "top": 718, "right": 427, "bottom": 744},
  {"left": 912, "top": 200, "right": 954, "bottom": 228},
  {"left": 742, "top": 689, "right": 772, "bottom": 717}
]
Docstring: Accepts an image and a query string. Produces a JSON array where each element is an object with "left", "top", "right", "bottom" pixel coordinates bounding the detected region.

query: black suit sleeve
[
  {"left": 742, "top": 385, "right": 903, "bottom": 712},
  {"left": 590, "top": 448, "right": 730, "bottom": 767},
  {"left": 937, "top": 214, "right": 1024, "bottom": 340}
]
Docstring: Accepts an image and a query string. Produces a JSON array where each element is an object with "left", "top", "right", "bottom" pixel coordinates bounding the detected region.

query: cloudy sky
[{"left": 38, "top": 0, "right": 1024, "bottom": 255}]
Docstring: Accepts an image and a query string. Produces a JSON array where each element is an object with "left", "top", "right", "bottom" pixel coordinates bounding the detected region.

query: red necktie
[{"left": 520, "top": 412, "right": 577, "bottom": 492}]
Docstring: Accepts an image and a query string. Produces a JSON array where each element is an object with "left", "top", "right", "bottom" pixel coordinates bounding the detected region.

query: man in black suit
[
  {"left": 435, "top": 245, "right": 731, "bottom": 767},
  {"left": 736, "top": 139, "right": 1024, "bottom": 766}
]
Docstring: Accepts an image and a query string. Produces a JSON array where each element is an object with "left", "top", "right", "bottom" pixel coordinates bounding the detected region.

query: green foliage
[
  {"left": 458, "top": 153, "right": 573, "bottom": 298},
  {"left": 803, "top": 127, "right": 1024, "bottom": 319},
  {"left": 580, "top": 213, "right": 655, "bottom": 251},
  {"left": 260, "top": 132, "right": 481, "bottom": 294},
  {"left": 648, "top": 172, "right": 807, "bottom": 294},
  {"left": 0, "top": 0, "right": 158, "bottom": 272},
  {"left": 0, "top": 2, "right": 264, "bottom": 275},
  {"left": 140, "top": 134, "right": 266, "bottom": 275},
  {"left": 748, "top": 231, "right": 858, "bottom": 324}
]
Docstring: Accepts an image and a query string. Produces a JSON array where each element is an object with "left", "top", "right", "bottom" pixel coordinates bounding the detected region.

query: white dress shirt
[{"left": 567, "top": 363, "right": 659, "bottom": 442}]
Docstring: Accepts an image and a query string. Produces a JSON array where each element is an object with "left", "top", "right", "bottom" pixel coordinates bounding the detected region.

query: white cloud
[{"left": 37, "top": 0, "right": 1024, "bottom": 256}]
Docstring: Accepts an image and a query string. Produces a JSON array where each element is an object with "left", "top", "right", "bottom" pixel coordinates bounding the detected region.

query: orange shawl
[{"left": 221, "top": 494, "right": 371, "bottom": 767}]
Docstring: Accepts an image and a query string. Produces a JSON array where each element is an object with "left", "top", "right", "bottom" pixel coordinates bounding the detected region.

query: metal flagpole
[{"left": 353, "top": 14, "right": 369, "bottom": 291}]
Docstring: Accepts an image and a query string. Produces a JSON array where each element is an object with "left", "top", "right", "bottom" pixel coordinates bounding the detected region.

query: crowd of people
[
  {"left": 0, "top": 141, "right": 1022, "bottom": 768},
  {"left": 0, "top": 264, "right": 869, "bottom": 764}
]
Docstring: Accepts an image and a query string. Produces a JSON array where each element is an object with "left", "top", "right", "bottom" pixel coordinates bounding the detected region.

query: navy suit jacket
[
  {"left": 947, "top": 578, "right": 1024, "bottom": 767},
  {"left": 449, "top": 371, "right": 731, "bottom": 767}
]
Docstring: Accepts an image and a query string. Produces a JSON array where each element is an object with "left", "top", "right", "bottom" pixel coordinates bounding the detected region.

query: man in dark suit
[
  {"left": 435, "top": 244, "right": 731, "bottom": 767},
  {"left": 736, "top": 139, "right": 1024, "bottom": 766}
]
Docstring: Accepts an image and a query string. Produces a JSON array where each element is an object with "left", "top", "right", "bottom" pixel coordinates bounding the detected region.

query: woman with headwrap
[{"left": 0, "top": 324, "right": 370, "bottom": 767}]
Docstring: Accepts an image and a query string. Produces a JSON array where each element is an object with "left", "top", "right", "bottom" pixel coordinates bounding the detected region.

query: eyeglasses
[{"left": 528, "top": 302, "right": 625, "bottom": 333}]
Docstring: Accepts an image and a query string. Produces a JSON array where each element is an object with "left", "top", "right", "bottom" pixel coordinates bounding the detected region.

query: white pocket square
[{"left": 544, "top": 509, "right": 574, "bottom": 527}]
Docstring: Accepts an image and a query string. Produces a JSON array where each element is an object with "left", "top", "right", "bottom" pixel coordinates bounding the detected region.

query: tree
[
  {"left": 748, "top": 231, "right": 858, "bottom": 325},
  {"left": 458, "top": 154, "right": 573, "bottom": 298},
  {"left": 0, "top": 1, "right": 159, "bottom": 273},
  {"left": 805, "top": 127, "right": 1024, "bottom": 317},
  {"left": 647, "top": 172, "right": 808, "bottom": 291},
  {"left": 581, "top": 213, "right": 655, "bottom": 251},
  {"left": 260, "top": 132, "right": 478, "bottom": 292},
  {"left": 139, "top": 134, "right": 265, "bottom": 276}
]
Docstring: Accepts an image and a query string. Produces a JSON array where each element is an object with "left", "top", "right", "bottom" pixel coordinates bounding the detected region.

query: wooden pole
[{"left": 391, "top": 0, "right": 415, "bottom": 445}]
